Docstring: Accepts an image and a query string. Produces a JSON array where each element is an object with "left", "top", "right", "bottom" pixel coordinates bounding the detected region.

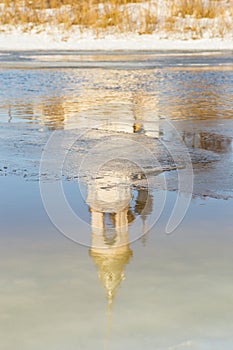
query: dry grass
[
  {"left": 0, "top": 0, "right": 232, "bottom": 38},
  {"left": 170, "top": 0, "right": 220, "bottom": 18},
  {"left": 163, "top": 0, "right": 233, "bottom": 38},
  {"left": 0, "top": 0, "right": 156, "bottom": 34}
]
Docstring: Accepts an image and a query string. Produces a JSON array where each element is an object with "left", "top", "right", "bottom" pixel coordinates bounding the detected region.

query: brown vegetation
[
  {"left": 0, "top": 0, "right": 232, "bottom": 38},
  {"left": 170, "top": 0, "right": 220, "bottom": 18},
  {"left": 0, "top": 0, "right": 157, "bottom": 34}
]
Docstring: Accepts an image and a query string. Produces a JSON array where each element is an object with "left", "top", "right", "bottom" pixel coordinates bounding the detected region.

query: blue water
[
  {"left": 1, "top": 51, "right": 233, "bottom": 350},
  {"left": 1, "top": 176, "right": 233, "bottom": 350}
]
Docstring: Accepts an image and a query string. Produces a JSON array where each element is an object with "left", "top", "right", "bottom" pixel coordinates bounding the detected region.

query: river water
[{"left": 0, "top": 51, "right": 233, "bottom": 350}]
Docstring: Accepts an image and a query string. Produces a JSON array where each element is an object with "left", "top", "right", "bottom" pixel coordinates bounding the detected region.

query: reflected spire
[
  {"left": 86, "top": 168, "right": 134, "bottom": 308},
  {"left": 86, "top": 170, "right": 152, "bottom": 305},
  {"left": 89, "top": 208, "right": 133, "bottom": 306},
  {"left": 88, "top": 208, "right": 133, "bottom": 350},
  {"left": 85, "top": 164, "right": 152, "bottom": 348}
]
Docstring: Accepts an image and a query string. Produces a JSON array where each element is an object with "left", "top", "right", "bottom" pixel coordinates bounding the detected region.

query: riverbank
[{"left": 0, "top": 28, "right": 233, "bottom": 51}]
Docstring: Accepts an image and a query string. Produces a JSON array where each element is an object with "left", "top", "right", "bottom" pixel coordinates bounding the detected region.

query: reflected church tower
[
  {"left": 89, "top": 209, "right": 133, "bottom": 307},
  {"left": 86, "top": 167, "right": 153, "bottom": 307},
  {"left": 86, "top": 173, "right": 133, "bottom": 307}
]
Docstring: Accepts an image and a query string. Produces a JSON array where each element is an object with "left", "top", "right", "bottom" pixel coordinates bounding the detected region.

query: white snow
[{"left": 0, "top": 27, "right": 233, "bottom": 51}]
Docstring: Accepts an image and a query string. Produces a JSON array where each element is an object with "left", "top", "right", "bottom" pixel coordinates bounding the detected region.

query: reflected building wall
[
  {"left": 3, "top": 67, "right": 232, "bottom": 131},
  {"left": 87, "top": 172, "right": 133, "bottom": 306},
  {"left": 62, "top": 90, "right": 160, "bottom": 137},
  {"left": 89, "top": 208, "right": 133, "bottom": 307},
  {"left": 86, "top": 169, "right": 152, "bottom": 306},
  {"left": 86, "top": 169, "right": 132, "bottom": 306},
  {"left": 30, "top": 88, "right": 160, "bottom": 135}
]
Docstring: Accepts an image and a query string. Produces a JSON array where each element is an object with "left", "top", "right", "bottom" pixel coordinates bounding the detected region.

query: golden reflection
[
  {"left": 87, "top": 172, "right": 133, "bottom": 307},
  {"left": 159, "top": 68, "right": 232, "bottom": 121},
  {"left": 34, "top": 97, "right": 65, "bottom": 130},
  {"left": 86, "top": 185, "right": 134, "bottom": 349},
  {"left": 32, "top": 87, "right": 160, "bottom": 137},
  {"left": 86, "top": 170, "right": 152, "bottom": 307},
  {"left": 3, "top": 66, "right": 233, "bottom": 128},
  {"left": 60, "top": 89, "right": 160, "bottom": 135},
  {"left": 89, "top": 209, "right": 133, "bottom": 308},
  {"left": 10, "top": 85, "right": 160, "bottom": 133}
]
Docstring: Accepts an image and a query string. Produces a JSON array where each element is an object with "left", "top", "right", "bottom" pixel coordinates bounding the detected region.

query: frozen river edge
[{"left": 0, "top": 31, "right": 233, "bottom": 51}]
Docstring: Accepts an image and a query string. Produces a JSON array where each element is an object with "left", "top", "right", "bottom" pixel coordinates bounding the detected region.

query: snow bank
[{"left": 0, "top": 28, "right": 233, "bottom": 51}]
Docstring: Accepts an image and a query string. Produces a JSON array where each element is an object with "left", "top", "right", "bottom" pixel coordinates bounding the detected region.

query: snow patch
[{"left": 0, "top": 26, "right": 232, "bottom": 51}]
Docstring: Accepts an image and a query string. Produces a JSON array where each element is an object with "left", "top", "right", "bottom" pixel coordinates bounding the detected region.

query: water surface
[
  {"left": 1, "top": 51, "right": 233, "bottom": 198},
  {"left": 1, "top": 176, "right": 233, "bottom": 350},
  {"left": 0, "top": 51, "right": 233, "bottom": 349}
]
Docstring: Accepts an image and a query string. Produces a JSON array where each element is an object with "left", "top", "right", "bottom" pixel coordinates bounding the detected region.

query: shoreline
[{"left": 0, "top": 30, "right": 233, "bottom": 51}]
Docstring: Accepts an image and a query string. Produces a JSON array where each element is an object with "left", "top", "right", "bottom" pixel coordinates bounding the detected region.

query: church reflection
[
  {"left": 5, "top": 89, "right": 160, "bottom": 137},
  {"left": 85, "top": 170, "right": 153, "bottom": 307}
]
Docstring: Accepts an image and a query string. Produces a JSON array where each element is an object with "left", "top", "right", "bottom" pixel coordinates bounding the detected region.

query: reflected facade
[
  {"left": 1, "top": 66, "right": 232, "bottom": 130},
  {"left": 86, "top": 167, "right": 152, "bottom": 307}
]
